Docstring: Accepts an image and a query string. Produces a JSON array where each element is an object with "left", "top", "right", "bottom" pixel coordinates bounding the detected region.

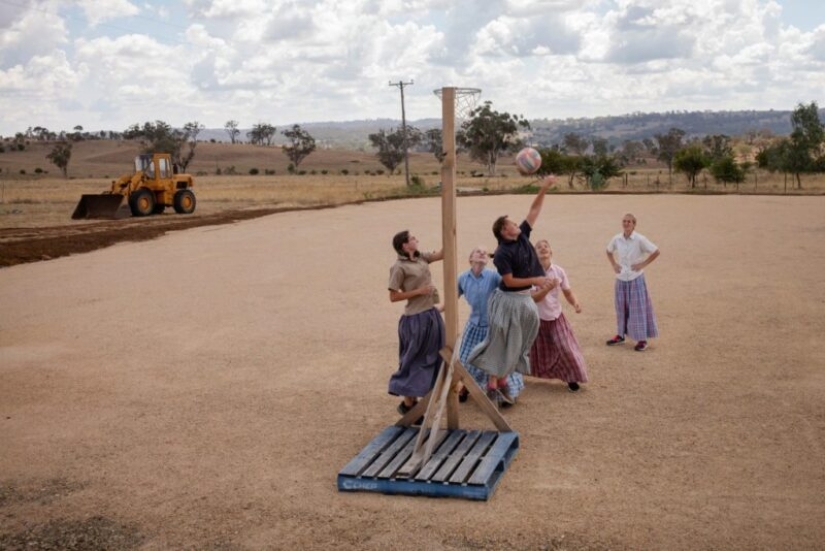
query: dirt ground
[{"left": 1, "top": 194, "right": 824, "bottom": 550}]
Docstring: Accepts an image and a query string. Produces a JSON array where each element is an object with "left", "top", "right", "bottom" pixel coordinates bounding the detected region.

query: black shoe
[
  {"left": 397, "top": 400, "right": 414, "bottom": 415},
  {"left": 568, "top": 382, "right": 580, "bottom": 392},
  {"left": 498, "top": 387, "right": 515, "bottom": 406},
  {"left": 486, "top": 388, "right": 501, "bottom": 409},
  {"left": 606, "top": 335, "right": 625, "bottom": 346},
  {"left": 458, "top": 387, "right": 469, "bottom": 403}
]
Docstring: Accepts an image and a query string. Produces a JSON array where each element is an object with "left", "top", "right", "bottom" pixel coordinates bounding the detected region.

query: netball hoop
[{"left": 433, "top": 87, "right": 481, "bottom": 122}]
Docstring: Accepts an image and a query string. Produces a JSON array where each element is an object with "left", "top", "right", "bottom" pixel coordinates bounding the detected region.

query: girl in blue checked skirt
[{"left": 457, "top": 246, "right": 524, "bottom": 406}]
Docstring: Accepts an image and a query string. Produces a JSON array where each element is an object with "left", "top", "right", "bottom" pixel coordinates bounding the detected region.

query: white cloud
[
  {"left": 78, "top": 0, "right": 140, "bottom": 27},
  {"left": 0, "top": 0, "right": 822, "bottom": 136},
  {"left": 0, "top": 4, "right": 68, "bottom": 66}
]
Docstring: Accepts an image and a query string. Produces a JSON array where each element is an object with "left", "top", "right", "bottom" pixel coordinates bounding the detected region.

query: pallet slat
[
  {"left": 413, "top": 430, "right": 467, "bottom": 481},
  {"left": 430, "top": 430, "right": 483, "bottom": 483},
  {"left": 378, "top": 430, "right": 447, "bottom": 478},
  {"left": 360, "top": 428, "right": 418, "bottom": 478},
  {"left": 448, "top": 431, "right": 498, "bottom": 484},
  {"left": 466, "top": 431, "right": 520, "bottom": 485},
  {"left": 338, "top": 426, "right": 405, "bottom": 477}
]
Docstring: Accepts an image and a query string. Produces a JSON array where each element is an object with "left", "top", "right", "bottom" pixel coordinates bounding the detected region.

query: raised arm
[{"left": 525, "top": 175, "right": 556, "bottom": 228}]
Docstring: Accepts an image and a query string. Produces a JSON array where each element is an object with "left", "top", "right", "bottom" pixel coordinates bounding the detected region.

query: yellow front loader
[{"left": 72, "top": 153, "right": 196, "bottom": 220}]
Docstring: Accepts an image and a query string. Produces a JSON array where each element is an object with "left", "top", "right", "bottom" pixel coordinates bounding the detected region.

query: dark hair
[
  {"left": 492, "top": 215, "right": 509, "bottom": 241},
  {"left": 392, "top": 230, "right": 410, "bottom": 255}
]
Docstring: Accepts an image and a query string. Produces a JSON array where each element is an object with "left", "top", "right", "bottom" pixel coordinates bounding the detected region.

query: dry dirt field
[{"left": 1, "top": 193, "right": 824, "bottom": 550}]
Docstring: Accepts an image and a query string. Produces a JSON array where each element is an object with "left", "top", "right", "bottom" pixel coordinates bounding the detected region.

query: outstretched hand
[{"left": 539, "top": 174, "right": 557, "bottom": 189}]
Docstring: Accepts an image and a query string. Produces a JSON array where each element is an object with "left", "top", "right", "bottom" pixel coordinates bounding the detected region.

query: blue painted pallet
[{"left": 337, "top": 426, "right": 519, "bottom": 501}]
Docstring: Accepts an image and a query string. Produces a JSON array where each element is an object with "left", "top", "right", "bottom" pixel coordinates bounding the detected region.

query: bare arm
[
  {"left": 562, "top": 288, "right": 582, "bottom": 313},
  {"left": 525, "top": 175, "right": 556, "bottom": 228},
  {"left": 389, "top": 285, "right": 435, "bottom": 303},
  {"left": 606, "top": 250, "right": 621, "bottom": 274},
  {"left": 502, "top": 273, "right": 552, "bottom": 290},
  {"left": 631, "top": 249, "right": 661, "bottom": 271},
  {"left": 530, "top": 278, "right": 558, "bottom": 302},
  {"left": 427, "top": 248, "right": 444, "bottom": 262}
]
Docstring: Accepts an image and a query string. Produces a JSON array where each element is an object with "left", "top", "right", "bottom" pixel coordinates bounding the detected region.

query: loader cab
[{"left": 135, "top": 154, "right": 172, "bottom": 180}]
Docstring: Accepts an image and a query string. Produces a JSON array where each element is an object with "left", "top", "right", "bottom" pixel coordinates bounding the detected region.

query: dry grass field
[{"left": 1, "top": 139, "right": 824, "bottom": 231}]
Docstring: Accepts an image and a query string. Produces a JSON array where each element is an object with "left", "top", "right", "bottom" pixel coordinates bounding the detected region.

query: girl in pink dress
[{"left": 529, "top": 239, "right": 589, "bottom": 392}]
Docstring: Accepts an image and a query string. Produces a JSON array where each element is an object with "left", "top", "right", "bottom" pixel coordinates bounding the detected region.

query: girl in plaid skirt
[
  {"left": 457, "top": 246, "right": 524, "bottom": 405},
  {"left": 529, "top": 240, "right": 589, "bottom": 391},
  {"left": 605, "top": 214, "right": 660, "bottom": 352}
]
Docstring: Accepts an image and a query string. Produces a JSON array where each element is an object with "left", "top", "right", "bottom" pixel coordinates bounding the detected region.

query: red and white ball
[{"left": 515, "top": 147, "right": 542, "bottom": 175}]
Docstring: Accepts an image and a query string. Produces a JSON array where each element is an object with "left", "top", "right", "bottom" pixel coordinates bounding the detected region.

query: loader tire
[
  {"left": 129, "top": 188, "right": 155, "bottom": 217},
  {"left": 173, "top": 189, "right": 196, "bottom": 214}
]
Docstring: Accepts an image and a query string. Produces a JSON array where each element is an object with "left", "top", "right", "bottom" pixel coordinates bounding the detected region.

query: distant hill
[{"left": 199, "top": 109, "right": 803, "bottom": 148}]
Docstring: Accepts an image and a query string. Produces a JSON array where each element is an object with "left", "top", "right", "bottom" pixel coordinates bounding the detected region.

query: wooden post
[{"left": 440, "top": 87, "right": 460, "bottom": 429}]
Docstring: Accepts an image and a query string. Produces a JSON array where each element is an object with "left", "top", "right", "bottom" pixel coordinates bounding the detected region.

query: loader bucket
[{"left": 71, "top": 194, "right": 130, "bottom": 220}]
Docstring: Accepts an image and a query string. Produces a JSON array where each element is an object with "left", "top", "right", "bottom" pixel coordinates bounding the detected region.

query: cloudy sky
[{"left": 1, "top": 0, "right": 823, "bottom": 136}]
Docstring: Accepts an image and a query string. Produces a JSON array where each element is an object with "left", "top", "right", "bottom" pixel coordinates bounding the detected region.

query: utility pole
[{"left": 389, "top": 79, "right": 414, "bottom": 187}]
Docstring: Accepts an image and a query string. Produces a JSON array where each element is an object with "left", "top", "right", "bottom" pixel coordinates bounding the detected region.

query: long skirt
[
  {"left": 388, "top": 307, "right": 445, "bottom": 397},
  {"left": 459, "top": 321, "right": 525, "bottom": 396},
  {"left": 466, "top": 289, "right": 539, "bottom": 378},
  {"left": 615, "top": 274, "right": 658, "bottom": 341},
  {"left": 529, "top": 313, "right": 589, "bottom": 383}
]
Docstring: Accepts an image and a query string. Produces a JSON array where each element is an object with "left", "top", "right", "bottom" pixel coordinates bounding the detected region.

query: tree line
[
  {"left": 368, "top": 101, "right": 823, "bottom": 190},
  {"left": 7, "top": 102, "right": 823, "bottom": 187},
  {"left": 15, "top": 120, "right": 318, "bottom": 179}
]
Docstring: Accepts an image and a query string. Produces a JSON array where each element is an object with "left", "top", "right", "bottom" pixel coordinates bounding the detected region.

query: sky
[{"left": 0, "top": 0, "right": 823, "bottom": 137}]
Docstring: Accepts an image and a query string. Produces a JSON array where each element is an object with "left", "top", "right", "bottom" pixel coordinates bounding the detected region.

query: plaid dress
[
  {"left": 614, "top": 274, "right": 658, "bottom": 341},
  {"left": 457, "top": 268, "right": 524, "bottom": 395},
  {"left": 529, "top": 313, "right": 589, "bottom": 382}
]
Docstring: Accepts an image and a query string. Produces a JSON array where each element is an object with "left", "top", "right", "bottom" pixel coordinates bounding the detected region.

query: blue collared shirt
[{"left": 457, "top": 268, "right": 501, "bottom": 327}]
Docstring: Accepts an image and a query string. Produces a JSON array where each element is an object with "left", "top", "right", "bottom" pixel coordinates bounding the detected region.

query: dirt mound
[{"left": 0, "top": 207, "right": 318, "bottom": 268}]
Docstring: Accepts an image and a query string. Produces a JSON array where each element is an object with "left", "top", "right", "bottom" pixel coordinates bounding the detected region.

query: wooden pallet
[{"left": 338, "top": 425, "right": 519, "bottom": 500}]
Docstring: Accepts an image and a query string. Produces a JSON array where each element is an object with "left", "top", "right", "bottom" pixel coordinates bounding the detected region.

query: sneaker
[
  {"left": 606, "top": 335, "right": 625, "bottom": 346},
  {"left": 458, "top": 387, "right": 469, "bottom": 403},
  {"left": 568, "top": 382, "right": 580, "bottom": 392},
  {"left": 486, "top": 388, "right": 502, "bottom": 409},
  {"left": 634, "top": 340, "right": 648, "bottom": 352},
  {"left": 498, "top": 386, "right": 515, "bottom": 406}
]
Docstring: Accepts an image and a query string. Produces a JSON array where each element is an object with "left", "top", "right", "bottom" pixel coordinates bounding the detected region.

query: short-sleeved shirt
[
  {"left": 389, "top": 251, "right": 440, "bottom": 316},
  {"left": 457, "top": 268, "right": 501, "bottom": 327},
  {"left": 606, "top": 231, "right": 658, "bottom": 282},
  {"left": 534, "top": 264, "right": 570, "bottom": 321},
  {"left": 494, "top": 220, "right": 544, "bottom": 292}
]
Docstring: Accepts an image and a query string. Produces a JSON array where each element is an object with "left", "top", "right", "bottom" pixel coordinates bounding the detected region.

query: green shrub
[{"left": 249, "top": 168, "right": 259, "bottom": 175}]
